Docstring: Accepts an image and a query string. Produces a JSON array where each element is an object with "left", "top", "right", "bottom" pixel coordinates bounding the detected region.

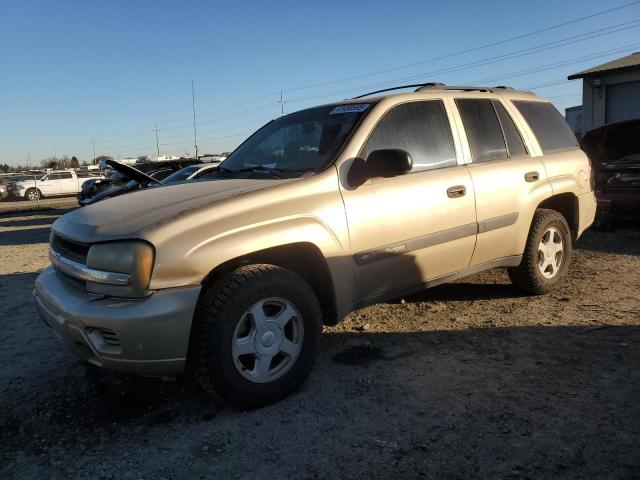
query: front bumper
[{"left": 34, "top": 267, "right": 201, "bottom": 375}]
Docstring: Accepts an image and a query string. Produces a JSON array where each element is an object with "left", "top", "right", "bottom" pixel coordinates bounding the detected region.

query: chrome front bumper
[{"left": 34, "top": 267, "right": 201, "bottom": 375}]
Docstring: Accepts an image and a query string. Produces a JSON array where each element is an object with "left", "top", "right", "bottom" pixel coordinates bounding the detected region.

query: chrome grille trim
[{"left": 49, "top": 249, "right": 131, "bottom": 286}]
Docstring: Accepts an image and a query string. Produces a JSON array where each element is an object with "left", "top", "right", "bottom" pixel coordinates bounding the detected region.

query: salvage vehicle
[
  {"left": 11, "top": 170, "right": 97, "bottom": 200},
  {"left": 580, "top": 119, "right": 640, "bottom": 227},
  {"left": 35, "top": 83, "right": 596, "bottom": 408},
  {"left": 78, "top": 159, "right": 201, "bottom": 206}
]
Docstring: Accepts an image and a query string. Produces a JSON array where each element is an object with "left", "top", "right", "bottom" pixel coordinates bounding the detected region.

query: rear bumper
[
  {"left": 577, "top": 191, "right": 597, "bottom": 237},
  {"left": 34, "top": 267, "right": 201, "bottom": 376}
]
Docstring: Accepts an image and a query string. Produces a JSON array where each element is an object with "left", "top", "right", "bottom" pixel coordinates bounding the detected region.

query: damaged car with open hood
[
  {"left": 581, "top": 119, "right": 640, "bottom": 227},
  {"left": 78, "top": 158, "right": 201, "bottom": 206}
]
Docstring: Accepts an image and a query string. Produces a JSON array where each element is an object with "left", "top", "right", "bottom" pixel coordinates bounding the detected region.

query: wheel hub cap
[
  {"left": 231, "top": 297, "right": 304, "bottom": 384},
  {"left": 537, "top": 227, "right": 564, "bottom": 279}
]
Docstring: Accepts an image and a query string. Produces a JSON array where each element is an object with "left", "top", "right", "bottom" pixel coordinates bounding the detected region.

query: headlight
[{"left": 85, "top": 241, "right": 155, "bottom": 298}]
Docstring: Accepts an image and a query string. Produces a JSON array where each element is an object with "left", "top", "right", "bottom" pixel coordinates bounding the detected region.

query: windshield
[
  {"left": 220, "top": 104, "right": 370, "bottom": 174},
  {"left": 161, "top": 165, "right": 200, "bottom": 184}
]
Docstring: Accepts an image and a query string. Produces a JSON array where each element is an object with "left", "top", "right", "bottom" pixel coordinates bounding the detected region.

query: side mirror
[{"left": 348, "top": 149, "right": 412, "bottom": 186}]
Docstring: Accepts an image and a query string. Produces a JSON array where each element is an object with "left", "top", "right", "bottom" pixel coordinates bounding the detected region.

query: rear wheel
[
  {"left": 25, "top": 188, "right": 41, "bottom": 201},
  {"left": 193, "top": 264, "right": 322, "bottom": 408},
  {"left": 508, "top": 209, "right": 572, "bottom": 294}
]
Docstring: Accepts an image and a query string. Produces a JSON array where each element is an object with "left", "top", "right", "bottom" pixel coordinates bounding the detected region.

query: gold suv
[{"left": 34, "top": 83, "right": 596, "bottom": 407}]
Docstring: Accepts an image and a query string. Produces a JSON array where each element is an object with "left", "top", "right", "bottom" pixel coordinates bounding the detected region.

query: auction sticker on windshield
[{"left": 329, "top": 104, "right": 370, "bottom": 115}]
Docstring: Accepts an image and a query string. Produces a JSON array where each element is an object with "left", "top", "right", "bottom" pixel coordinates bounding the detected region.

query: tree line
[{"left": 0, "top": 155, "right": 114, "bottom": 173}]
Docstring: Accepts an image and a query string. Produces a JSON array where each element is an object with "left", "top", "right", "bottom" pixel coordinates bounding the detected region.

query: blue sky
[{"left": 1, "top": 0, "right": 639, "bottom": 165}]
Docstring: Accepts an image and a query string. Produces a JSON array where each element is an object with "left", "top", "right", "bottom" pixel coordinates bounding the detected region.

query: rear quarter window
[{"left": 512, "top": 101, "right": 578, "bottom": 153}]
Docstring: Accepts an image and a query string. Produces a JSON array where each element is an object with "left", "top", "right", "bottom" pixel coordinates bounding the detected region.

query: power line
[
  {"left": 283, "top": 20, "right": 640, "bottom": 105},
  {"left": 281, "top": 0, "right": 640, "bottom": 93},
  {"left": 83, "top": 2, "right": 640, "bottom": 145}
]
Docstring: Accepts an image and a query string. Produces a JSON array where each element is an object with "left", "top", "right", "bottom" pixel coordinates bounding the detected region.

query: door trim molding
[{"left": 353, "top": 212, "right": 519, "bottom": 265}]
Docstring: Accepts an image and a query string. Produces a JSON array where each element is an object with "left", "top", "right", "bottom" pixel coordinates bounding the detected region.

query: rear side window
[
  {"left": 493, "top": 101, "right": 527, "bottom": 156},
  {"left": 362, "top": 100, "right": 456, "bottom": 173},
  {"left": 512, "top": 101, "right": 578, "bottom": 152},
  {"left": 59, "top": 172, "right": 73, "bottom": 179},
  {"left": 456, "top": 99, "right": 507, "bottom": 162}
]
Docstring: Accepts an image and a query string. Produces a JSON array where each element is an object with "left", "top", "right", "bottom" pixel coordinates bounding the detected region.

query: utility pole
[
  {"left": 27, "top": 152, "right": 31, "bottom": 170},
  {"left": 90, "top": 138, "right": 96, "bottom": 164},
  {"left": 154, "top": 123, "right": 160, "bottom": 158},
  {"left": 278, "top": 91, "right": 287, "bottom": 116},
  {"left": 192, "top": 80, "right": 198, "bottom": 159}
]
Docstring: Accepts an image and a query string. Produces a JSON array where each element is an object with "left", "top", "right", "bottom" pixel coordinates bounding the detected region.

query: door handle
[
  {"left": 525, "top": 171, "right": 540, "bottom": 182},
  {"left": 447, "top": 185, "right": 466, "bottom": 198}
]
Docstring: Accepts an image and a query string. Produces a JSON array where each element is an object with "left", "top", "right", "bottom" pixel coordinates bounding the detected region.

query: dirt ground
[
  {"left": 0, "top": 196, "right": 78, "bottom": 215},
  {"left": 1, "top": 210, "right": 639, "bottom": 480}
]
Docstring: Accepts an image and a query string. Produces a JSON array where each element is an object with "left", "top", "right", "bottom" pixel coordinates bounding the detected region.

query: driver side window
[{"left": 362, "top": 101, "right": 457, "bottom": 173}]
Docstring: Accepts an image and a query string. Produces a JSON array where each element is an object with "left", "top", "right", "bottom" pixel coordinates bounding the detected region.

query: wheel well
[
  {"left": 537, "top": 193, "right": 578, "bottom": 239},
  {"left": 202, "top": 242, "right": 338, "bottom": 325}
]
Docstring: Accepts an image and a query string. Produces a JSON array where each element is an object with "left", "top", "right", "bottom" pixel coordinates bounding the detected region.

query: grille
[
  {"left": 52, "top": 235, "right": 90, "bottom": 264},
  {"left": 97, "top": 328, "right": 121, "bottom": 347}
]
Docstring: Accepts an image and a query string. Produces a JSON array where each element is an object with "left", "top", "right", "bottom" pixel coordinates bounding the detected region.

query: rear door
[{"left": 455, "top": 98, "right": 552, "bottom": 266}]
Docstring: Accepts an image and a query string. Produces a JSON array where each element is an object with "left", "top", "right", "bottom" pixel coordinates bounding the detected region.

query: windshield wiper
[{"left": 235, "top": 166, "right": 287, "bottom": 178}]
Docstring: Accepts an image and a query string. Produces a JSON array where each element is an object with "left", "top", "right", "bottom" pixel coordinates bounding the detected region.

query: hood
[
  {"left": 581, "top": 119, "right": 640, "bottom": 167},
  {"left": 106, "top": 159, "right": 160, "bottom": 184},
  {"left": 53, "top": 178, "right": 292, "bottom": 243}
]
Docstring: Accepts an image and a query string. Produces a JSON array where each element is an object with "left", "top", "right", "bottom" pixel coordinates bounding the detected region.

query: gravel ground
[
  {"left": 1, "top": 211, "right": 639, "bottom": 480},
  {"left": 0, "top": 196, "right": 78, "bottom": 215}
]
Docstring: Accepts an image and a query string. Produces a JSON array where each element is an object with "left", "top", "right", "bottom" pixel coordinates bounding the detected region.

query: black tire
[
  {"left": 193, "top": 264, "right": 322, "bottom": 408},
  {"left": 25, "top": 188, "right": 41, "bottom": 201},
  {"left": 508, "top": 208, "right": 572, "bottom": 295}
]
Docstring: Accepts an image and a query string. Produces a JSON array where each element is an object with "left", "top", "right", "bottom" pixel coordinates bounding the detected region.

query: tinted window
[
  {"left": 362, "top": 101, "right": 456, "bottom": 173},
  {"left": 456, "top": 99, "right": 507, "bottom": 162},
  {"left": 47, "top": 173, "right": 60, "bottom": 180},
  {"left": 58, "top": 172, "right": 73, "bottom": 179},
  {"left": 513, "top": 101, "right": 578, "bottom": 152},
  {"left": 493, "top": 101, "right": 527, "bottom": 156}
]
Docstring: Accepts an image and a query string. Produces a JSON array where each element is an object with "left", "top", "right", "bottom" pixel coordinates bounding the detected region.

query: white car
[
  {"left": 159, "top": 163, "right": 221, "bottom": 185},
  {"left": 11, "top": 171, "right": 99, "bottom": 201}
]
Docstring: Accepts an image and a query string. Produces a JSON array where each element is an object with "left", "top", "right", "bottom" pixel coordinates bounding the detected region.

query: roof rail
[
  {"left": 415, "top": 84, "right": 515, "bottom": 93},
  {"left": 353, "top": 82, "right": 519, "bottom": 98},
  {"left": 351, "top": 83, "right": 441, "bottom": 99}
]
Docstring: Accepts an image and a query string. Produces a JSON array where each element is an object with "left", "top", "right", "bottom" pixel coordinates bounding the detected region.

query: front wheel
[
  {"left": 193, "top": 264, "right": 322, "bottom": 408},
  {"left": 508, "top": 209, "right": 572, "bottom": 294}
]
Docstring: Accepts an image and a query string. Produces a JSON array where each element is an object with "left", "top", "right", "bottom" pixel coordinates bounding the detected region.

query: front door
[{"left": 340, "top": 100, "right": 477, "bottom": 305}]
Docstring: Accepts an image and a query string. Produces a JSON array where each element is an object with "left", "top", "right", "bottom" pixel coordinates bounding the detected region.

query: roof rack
[
  {"left": 351, "top": 83, "right": 441, "bottom": 99},
  {"left": 352, "top": 82, "right": 518, "bottom": 98},
  {"left": 415, "top": 84, "right": 515, "bottom": 93}
]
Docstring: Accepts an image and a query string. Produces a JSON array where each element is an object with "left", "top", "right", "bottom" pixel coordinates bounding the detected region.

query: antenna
[{"left": 192, "top": 81, "right": 198, "bottom": 159}]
